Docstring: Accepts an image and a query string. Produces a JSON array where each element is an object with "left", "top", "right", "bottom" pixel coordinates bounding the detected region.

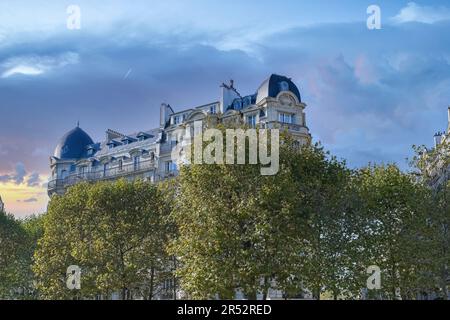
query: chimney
[
  {"left": 447, "top": 106, "right": 450, "bottom": 131},
  {"left": 219, "top": 80, "right": 240, "bottom": 113},
  {"left": 160, "top": 103, "right": 173, "bottom": 128},
  {"left": 434, "top": 132, "right": 442, "bottom": 148}
]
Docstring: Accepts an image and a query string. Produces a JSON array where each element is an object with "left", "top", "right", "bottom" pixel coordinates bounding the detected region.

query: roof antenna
[{"left": 77, "top": 121, "right": 80, "bottom": 127}]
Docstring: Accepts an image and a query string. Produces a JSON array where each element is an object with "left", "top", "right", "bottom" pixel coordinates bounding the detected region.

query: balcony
[{"left": 48, "top": 158, "right": 156, "bottom": 194}]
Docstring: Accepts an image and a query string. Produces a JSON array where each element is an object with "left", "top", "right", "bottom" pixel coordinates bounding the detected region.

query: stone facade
[
  {"left": 422, "top": 107, "right": 450, "bottom": 190},
  {"left": 48, "top": 74, "right": 311, "bottom": 196}
]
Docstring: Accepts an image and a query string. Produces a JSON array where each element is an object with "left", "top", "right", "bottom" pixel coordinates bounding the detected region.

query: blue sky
[{"left": 1, "top": 0, "right": 450, "bottom": 217}]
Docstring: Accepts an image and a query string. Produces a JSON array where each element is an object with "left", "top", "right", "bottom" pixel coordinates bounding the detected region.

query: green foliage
[
  {"left": 33, "top": 179, "right": 171, "bottom": 300},
  {"left": 0, "top": 210, "right": 43, "bottom": 299},
  {"left": 2, "top": 127, "right": 448, "bottom": 300},
  {"left": 355, "top": 165, "right": 432, "bottom": 299}
]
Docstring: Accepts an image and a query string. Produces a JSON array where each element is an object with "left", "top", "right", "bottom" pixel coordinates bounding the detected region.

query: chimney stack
[
  {"left": 219, "top": 80, "right": 240, "bottom": 113},
  {"left": 447, "top": 106, "right": 450, "bottom": 130},
  {"left": 160, "top": 103, "right": 173, "bottom": 128},
  {"left": 434, "top": 132, "right": 443, "bottom": 148}
]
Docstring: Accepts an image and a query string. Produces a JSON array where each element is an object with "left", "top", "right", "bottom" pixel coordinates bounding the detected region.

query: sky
[{"left": 1, "top": 0, "right": 450, "bottom": 217}]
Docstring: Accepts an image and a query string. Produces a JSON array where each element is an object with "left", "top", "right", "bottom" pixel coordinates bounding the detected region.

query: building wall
[{"left": 48, "top": 76, "right": 311, "bottom": 197}]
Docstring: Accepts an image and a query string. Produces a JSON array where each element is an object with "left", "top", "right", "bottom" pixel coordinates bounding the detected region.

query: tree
[
  {"left": 411, "top": 141, "right": 450, "bottom": 299},
  {"left": 0, "top": 210, "right": 27, "bottom": 298},
  {"left": 426, "top": 182, "right": 450, "bottom": 299},
  {"left": 355, "top": 165, "right": 431, "bottom": 299},
  {"left": 169, "top": 125, "right": 360, "bottom": 300},
  {"left": 0, "top": 210, "right": 43, "bottom": 299},
  {"left": 34, "top": 179, "right": 170, "bottom": 300},
  {"left": 169, "top": 128, "right": 299, "bottom": 299},
  {"left": 280, "top": 142, "right": 365, "bottom": 300}
]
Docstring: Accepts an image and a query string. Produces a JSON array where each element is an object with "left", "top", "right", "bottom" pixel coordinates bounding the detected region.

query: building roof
[
  {"left": 256, "top": 74, "right": 301, "bottom": 104},
  {"left": 54, "top": 126, "right": 94, "bottom": 160}
]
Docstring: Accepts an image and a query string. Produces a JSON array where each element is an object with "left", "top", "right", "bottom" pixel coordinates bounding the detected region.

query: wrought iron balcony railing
[{"left": 48, "top": 158, "right": 156, "bottom": 192}]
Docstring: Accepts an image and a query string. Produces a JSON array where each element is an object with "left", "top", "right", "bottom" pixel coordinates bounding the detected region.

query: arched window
[{"left": 279, "top": 81, "right": 289, "bottom": 92}]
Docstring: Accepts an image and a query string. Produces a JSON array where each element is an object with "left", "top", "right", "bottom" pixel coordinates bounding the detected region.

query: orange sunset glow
[{"left": 0, "top": 179, "right": 49, "bottom": 218}]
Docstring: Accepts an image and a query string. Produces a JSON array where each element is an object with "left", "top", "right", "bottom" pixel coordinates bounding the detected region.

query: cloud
[
  {"left": 392, "top": 2, "right": 450, "bottom": 24},
  {"left": 26, "top": 172, "right": 41, "bottom": 187},
  {"left": 1, "top": 52, "right": 79, "bottom": 78},
  {"left": 0, "top": 163, "right": 43, "bottom": 186},
  {"left": 0, "top": 162, "right": 27, "bottom": 184},
  {"left": 17, "top": 197, "right": 38, "bottom": 203}
]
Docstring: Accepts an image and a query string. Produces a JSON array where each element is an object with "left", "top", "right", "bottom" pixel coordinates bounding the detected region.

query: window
[
  {"left": 133, "top": 156, "right": 140, "bottom": 171},
  {"left": 194, "top": 125, "right": 202, "bottom": 137},
  {"left": 118, "top": 160, "right": 123, "bottom": 171},
  {"left": 139, "top": 136, "right": 146, "bottom": 142},
  {"left": 103, "top": 164, "right": 108, "bottom": 177},
  {"left": 279, "top": 112, "right": 293, "bottom": 124},
  {"left": 166, "top": 161, "right": 177, "bottom": 173},
  {"left": 210, "top": 105, "right": 217, "bottom": 114},
  {"left": 87, "top": 149, "right": 94, "bottom": 156},
  {"left": 279, "top": 81, "right": 289, "bottom": 92},
  {"left": 233, "top": 100, "right": 242, "bottom": 110},
  {"left": 247, "top": 114, "right": 257, "bottom": 127},
  {"left": 171, "top": 138, "right": 178, "bottom": 148},
  {"left": 108, "top": 141, "right": 119, "bottom": 149},
  {"left": 173, "top": 116, "right": 181, "bottom": 125},
  {"left": 243, "top": 96, "right": 252, "bottom": 107}
]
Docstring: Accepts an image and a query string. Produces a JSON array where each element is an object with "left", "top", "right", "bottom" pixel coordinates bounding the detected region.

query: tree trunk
[
  {"left": 173, "top": 256, "right": 177, "bottom": 300},
  {"left": 314, "top": 287, "right": 321, "bottom": 300},
  {"left": 148, "top": 266, "right": 155, "bottom": 300}
]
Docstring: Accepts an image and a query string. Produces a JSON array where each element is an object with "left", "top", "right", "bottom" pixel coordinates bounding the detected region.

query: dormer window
[
  {"left": 210, "top": 105, "right": 217, "bottom": 114},
  {"left": 279, "top": 81, "right": 289, "bottom": 92},
  {"left": 233, "top": 100, "right": 242, "bottom": 110},
  {"left": 173, "top": 115, "right": 181, "bottom": 125},
  {"left": 243, "top": 96, "right": 252, "bottom": 107},
  {"left": 121, "top": 136, "right": 137, "bottom": 145},
  {"left": 137, "top": 132, "right": 152, "bottom": 141},
  {"left": 107, "top": 140, "right": 121, "bottom": 149}
]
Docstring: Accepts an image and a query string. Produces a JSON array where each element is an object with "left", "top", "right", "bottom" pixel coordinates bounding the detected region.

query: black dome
[
  {"left": 256, "top": 74, "right": 301, "bottom": 104},
  {"left": 54, "top": 127, "right": 94, "bottom": 160}
]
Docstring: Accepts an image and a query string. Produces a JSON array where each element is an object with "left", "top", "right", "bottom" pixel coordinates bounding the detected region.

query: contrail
[{"left": 124, "top": 68, "right": 132, "bottom": 79}]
